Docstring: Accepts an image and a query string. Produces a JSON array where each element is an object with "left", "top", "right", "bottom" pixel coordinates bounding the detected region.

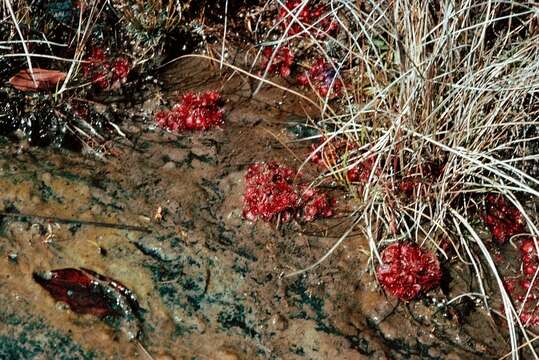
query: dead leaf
[
  {"left": 33, "top": 268, "right": 142, "bottom": 318},
  {"left": 9, "top": 68, "right": 66, "bottom": 92}
]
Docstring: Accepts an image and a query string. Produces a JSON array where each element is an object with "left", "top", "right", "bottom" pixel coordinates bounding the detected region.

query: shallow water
[{"left": 0, "top": 57, "right": 513, "bottom": 359}]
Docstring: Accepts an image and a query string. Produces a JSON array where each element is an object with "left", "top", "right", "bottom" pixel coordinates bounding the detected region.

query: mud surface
[{"left": 0, "top": 58, "right": 514, "bottom": 359}]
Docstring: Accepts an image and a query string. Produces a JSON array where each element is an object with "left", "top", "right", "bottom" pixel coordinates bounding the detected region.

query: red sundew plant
[
  {"left": 397, "top": 177, "right": 436, "bottom": 198},
  {"left": 520, "top": 238, "right": 539, "bottom": 278},
  {"left": 260, "top": 47, "right": 295, "bottom": 78},
  {"left": 243, "top": 161, "right": 299, "bottom": 222},
  {"left": 112, "top": 58, "right": 130, "bottom": 81},
  {"left": 82, "top": 47, "right": 130, "bottom": 89},
  {"left": 242, "top": 161, "right": 333, "bottom": 222},
  {"left": 397, "top": 179, "right": 418, "bottom": 196},
  {"left": 297, "top": 58, "right": 344, "bottom": 98},
  {"left": 310, "top": 138, "right": 378, "bottom": 187},
  {"left": 310, "top": 137, "right": 356, "bottom": 166},
  {"left": 502, "top": 238, "right": 539, "bottom": 327},
  {"left": 71, "top": 102, "right": 89, "bottom": 119},
  {"left": 346, "top": 157, "right": 377, "bottom": 185},
  {"left": 481, "top": 194, "right": 525, "bottom": 244},
  {"left": 155, "top": 91, "right": 224, "bottom": 132},
  {"left": 517, "top": 238, "right": 539, "bottom": 327},
  {"left": 309, "top": 141, "right": 327, "bottom": 166},
  {"left": 299, "top": 185, "right": 334, "bottom": 221},
  {"left": 278, "top": 0, "right": 339, "bottom": 38},
  {"left": 376, "top": 242, "right": 442, "bottom": 301},
  {"left": 396, "top": 161, "right": 446, "bottom": 198}
]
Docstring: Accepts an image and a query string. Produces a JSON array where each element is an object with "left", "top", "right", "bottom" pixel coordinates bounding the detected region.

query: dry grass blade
[{"left": 3, "top": 0, "right": 36, "bottom": 85}]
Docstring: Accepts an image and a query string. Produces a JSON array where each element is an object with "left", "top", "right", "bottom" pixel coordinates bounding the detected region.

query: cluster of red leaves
[
  {"left": 260, "top": 47, "right": 295, "bottom": 78},
  {"left": 346, "top": 157, "right": 377, "bottom": 184},
  {"left": 397, "top": 179, "right": 417, "bottom": 196},
  {"left": 310, "top": 137, "right": 357, "bottom": 166},
  {"left": 71, "top": 101, "right": 90, "bottom": 119},
  {"left": 396, "top": 161, "right": 446, "bottom": 198},
  {"left": 310, "top": 138, "right": 376, "bottom": 185},
  {"left": 521, "top": 238, "right": 539, "bottom": 279},
  {"left": 83, "top": 47, "right": 130, "bottom": 90},
  {"left": 311, "top": 138, "right": 448, "bottom": 199},
  {"left": 376, "top": 242, "right": 442, "bottom": 301},
  {"left": 299, "top": 185, "right": 334, "bottom": 221},
  {"left": 481, "top": 194, "right": 525, "bottom": 244},
  {"left": 278, "top": 0, "right": 339, "bottom": 38},
  {"left": 310, "top": 137, "right": 351, "bottom": 166},
  {"left": 243, "top": 161, "right": 333, "bottom": 222},
  {"left": 297, "top": 58, "right": 344, "bottom": 97},
  {"left": 155, "top": 91, "right": 224, "bottom": 132},
  {"left": 503, "top": 238, "right": 539, "bottom": 327},
  {"left": 243, "top": 161, "right": 298, "bottom": 222}
]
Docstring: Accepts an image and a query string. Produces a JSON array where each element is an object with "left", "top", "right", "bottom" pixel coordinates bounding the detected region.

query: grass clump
[{"left": 250, "top": 0, "right": 538, "bottom": 357}]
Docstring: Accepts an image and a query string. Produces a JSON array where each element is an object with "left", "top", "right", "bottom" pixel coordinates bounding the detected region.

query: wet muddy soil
[{"left": 0, "top": 57, "right": 516, "bottom": 359}]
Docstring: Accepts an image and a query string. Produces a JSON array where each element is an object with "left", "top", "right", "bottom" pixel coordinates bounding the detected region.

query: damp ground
[{"left": 0, "top": 57, "right": 516, "bottom": 359}]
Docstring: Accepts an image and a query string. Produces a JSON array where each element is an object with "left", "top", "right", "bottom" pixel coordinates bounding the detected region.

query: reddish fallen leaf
[
  {"left": 9, "top": 68, "right": 66, "bottom": 92},
  {"left": 33, "top": 268, "right": 141, "bottom": 318}
]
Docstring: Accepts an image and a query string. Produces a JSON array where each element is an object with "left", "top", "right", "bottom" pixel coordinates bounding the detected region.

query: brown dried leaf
[{"left": 9, "top": 68, "right": 66, "bottom": 92}]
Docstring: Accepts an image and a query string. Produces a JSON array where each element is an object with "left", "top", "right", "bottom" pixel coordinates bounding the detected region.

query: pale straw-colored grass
[{"left": 252, "top": 1, "right": 539, "bottom": 358}]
